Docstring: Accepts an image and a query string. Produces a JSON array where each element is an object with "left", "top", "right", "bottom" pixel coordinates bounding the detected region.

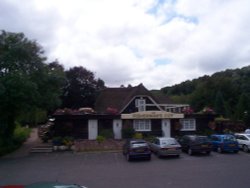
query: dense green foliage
[
  {"left": 0, "top": 123, "right": 31, "bottom": 156},
  {"left": 61, "top": 66, "right": 105, "bottom": 108},
  {"left": 0, "top": 30, "right": 65, "bottom": 148},
  {"left": 0, "top": 31, "right": 106, "bottom": 152},
  {"left": 161, "top": 66, "right": 250, "bottom": 125}
]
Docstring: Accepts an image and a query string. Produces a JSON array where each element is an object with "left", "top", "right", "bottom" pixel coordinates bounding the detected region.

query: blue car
[{"left": 210, "top": 134, "right": 239, "bottom": 153}]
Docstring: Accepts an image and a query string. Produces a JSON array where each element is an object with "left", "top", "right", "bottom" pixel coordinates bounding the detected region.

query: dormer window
[{"left": 135, "top": 99, "right": 146, "bottom": 112}]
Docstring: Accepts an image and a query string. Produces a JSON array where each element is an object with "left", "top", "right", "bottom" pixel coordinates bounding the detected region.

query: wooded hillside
[{"left": 161, "top": 66, "right": 250, "bottom": 124}]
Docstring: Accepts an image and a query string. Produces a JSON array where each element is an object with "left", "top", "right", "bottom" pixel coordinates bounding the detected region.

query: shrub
[
  {"left": 62, "top": 136, "right": 74, "bottom": 146},
  {"left": 122, "top": 128, "right": 135, "bottom": 139},
  {"left": 99, "top": 129, "right": 113, "bottom": 139},
  {"left": 96, "top": 135, "right": 106, "bottom": 143},
  {"left": 52, "top": 136, "right": 63, "bottom": 146},
  {"left": 13, "top": 124, "right": 31, "bottom": 143},
  {"left": 144, "top": 135, "right": 156, "bottom": 143},
  {"left": 197, "top": 129, "right": 215, "bottom": 136},
  {"left": 0, "top": 123, "right": 31, "bottom": 156},
  {"left": 133, "top": 132, "right": 143, "bottom": 139}
]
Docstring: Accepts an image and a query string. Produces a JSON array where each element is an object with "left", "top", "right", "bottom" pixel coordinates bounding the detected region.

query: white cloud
[{"left": 0, "top": 0, "right": 250, "bottom": 89}]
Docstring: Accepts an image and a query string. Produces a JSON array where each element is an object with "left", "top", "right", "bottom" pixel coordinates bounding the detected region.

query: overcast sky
[{"left": 0, "top": 0, "right": 249, "bottom": 89}]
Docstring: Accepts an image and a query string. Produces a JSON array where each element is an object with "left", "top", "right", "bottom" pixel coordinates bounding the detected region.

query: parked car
[
  {"left": 178, "top": 135, "right": 212, "bottom": 155},
  {"left": 0, "top": 182, "right": 87, "bottom": 188},
  {"left": 235, "top": 133, "right": 250, "bottom": 152},
  {"left": 210, "top": 134, "right": 239, "bottom": 153},
  {"left": 149, "top": 137, "right": 181, "bottom": 157},
  {"left": 123, "top": 139, "right": 151, "bottom": 161}
]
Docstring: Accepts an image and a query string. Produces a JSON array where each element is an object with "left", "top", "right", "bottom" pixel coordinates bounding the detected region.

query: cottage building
[{"left": 53, "top": 84, "right": 217, "bottom": 139}]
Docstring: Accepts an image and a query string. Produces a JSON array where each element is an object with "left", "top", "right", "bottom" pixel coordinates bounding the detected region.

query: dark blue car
[
  {"left": 123, "top": 139, "right": 151, "bottom": 161},
  {"left": 210, "top": 134, "right": 239, "bottom": 153}
]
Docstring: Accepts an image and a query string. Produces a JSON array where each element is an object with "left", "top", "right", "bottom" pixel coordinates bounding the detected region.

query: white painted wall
[
  {"left": 88, "top": 119, "right": 98, "bottom": 140},
  {"left": 162, "top": 119, "right": 170, "bottom": 137},
  {"left": 113, "top": 119, "right": 122, "bottom": 139}
]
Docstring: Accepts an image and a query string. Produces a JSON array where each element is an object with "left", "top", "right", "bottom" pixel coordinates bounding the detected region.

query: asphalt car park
[{"left": 1, "top": 150, "right": 250, "bottom": 188}]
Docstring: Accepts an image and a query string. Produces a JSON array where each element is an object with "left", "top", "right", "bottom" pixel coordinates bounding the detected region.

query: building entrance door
[
  {"left": 162, "top": 119, "right": 170, "bottom": 137},
  {"left": 113, "top": 119, "right": 122, "bottom": 139}
]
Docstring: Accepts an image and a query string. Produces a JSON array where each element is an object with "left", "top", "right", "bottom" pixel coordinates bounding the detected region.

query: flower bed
[{"left": 74, "top": 139, "right": 125, "bottom": 152}]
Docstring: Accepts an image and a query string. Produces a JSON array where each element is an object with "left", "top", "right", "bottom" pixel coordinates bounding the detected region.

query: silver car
[
  {"left": 235, "top": 133, "right": 250, "bottom": 152},
  {"left": 149, "top": 137, "right": 181, "bottom": 157}
]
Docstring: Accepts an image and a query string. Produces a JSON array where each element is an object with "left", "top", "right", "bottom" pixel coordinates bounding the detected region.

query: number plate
[
  {"left": 136, "top": 149, "right": 144, "bottom": 152},
  {"left": 168, "top": 148, "right": 176, "bottom": 151}
]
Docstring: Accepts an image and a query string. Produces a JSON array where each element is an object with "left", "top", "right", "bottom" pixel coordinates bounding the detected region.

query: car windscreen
[
  {"left": 161, "top": 139, "right": 178, "bottom": 146},
  {"left": 246, "top": 135, "right": 250, "bottom": 139},
  {"left": 196, "top": 137, "right": 209, "bottom": 142},
  {"left": 131, "top": 142, "right": 148, "bottom": 148},
  {"left": 223, "top": 135, "right": 237, "bottom": 142}
]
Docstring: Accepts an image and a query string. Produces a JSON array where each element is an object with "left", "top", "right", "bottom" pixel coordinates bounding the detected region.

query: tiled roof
[
  {"left": 152, "top": 93, "right": 174, "bottom": 104},
  {"left": 94, "top": 84, "right": 173, "bottom": 114}
]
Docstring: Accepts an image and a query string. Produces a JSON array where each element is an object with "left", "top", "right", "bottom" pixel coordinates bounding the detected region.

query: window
[
  {"left": 135, "top": 99, "right": 146, "bottom": 112},
  {"left": 236, "top": 135, "right": 245, "bottom": 140},
  {"left": 133, "top": 119, "right": 151, "bottom": 131},
  {"left": 224, "top": 135, "right": 237, "bottom": 142},
  {"left": 211, "top": 136, "right": 221, "bottom": 141},
  {"left": 180, "top": 119, "right": 196, "bottom": 131}
]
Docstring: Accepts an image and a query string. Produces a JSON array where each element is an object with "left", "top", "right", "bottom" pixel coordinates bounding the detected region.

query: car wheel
[
  {"left": 156, "top": 151, "right": 161, "bottom": 158},
  {"left": 147, "top": 155, "right": 151, "bottom": 161},
  {"left": 206, "top": 151, "right": 211, "bottom": 155},
  {"left": 217, "top": 147, "right": 223, "bottom": 153},
  {"left": 234, "top": 150, "right": 239, "bottom": 153},
  {"left": 126, "top": 154, "right": 131, "bottom": 161},
  {"left": 243, "top": 145, "right": 249, "bottom": 152},
  {"left": 188, "top": 148, "right": 193, "bottom": 155}
]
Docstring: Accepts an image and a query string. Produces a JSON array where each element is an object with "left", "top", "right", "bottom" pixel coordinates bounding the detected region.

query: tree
[
  {"left": 161, "top": 65, "right": 250, "bottom": 120},
  {"left": 214, "top": 91, "right": 225, "bottom": 116},
  {"left": 61, "top": 66, "right": 105, "bottom": 109},
  {"left": 235, "top": 94, "right": 250, "bottom": 121},
  {"left": 0, "top": 31, "right": 65, "bottom": 144},
  {"left": 17, "top": 60, "right": 66, "bottom": 125}
]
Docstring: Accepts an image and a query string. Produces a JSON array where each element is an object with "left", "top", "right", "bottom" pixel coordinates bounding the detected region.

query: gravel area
[{"left": 74, "top": 139, "right": 125, "bottom": 152}]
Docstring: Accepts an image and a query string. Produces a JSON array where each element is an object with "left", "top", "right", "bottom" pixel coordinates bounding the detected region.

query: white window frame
[
  {"left": 133, "top": 119, "right": 151, "bottom": 132},
  {"left": 135, "top": 99, "right": 146, "bottom": 112},
  {"left": 180, "top": 119, "right": 196, "bottom": 131}
]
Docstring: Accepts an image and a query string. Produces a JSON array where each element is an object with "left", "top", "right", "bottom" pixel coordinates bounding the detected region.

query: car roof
[
  {"left": 128, "top": 139, "right": 146, "bottom": 143},
  {"left": 212, "top": 134, "right": 234, "bottom": 137},
  {"left": 2, "top": 182, "right": 86, "bottom": 188},
  {"left": 235, "top": 133, "right": 250, "bottom": 136},
  {"left": 156, "top": 137, "right": 175, "bottom": 141},
  {"left": 184, "top": 135, "right": 207, "bottom": 138},
  {"left": 26, "top": 182, "right": 82, "bottom": 188}
]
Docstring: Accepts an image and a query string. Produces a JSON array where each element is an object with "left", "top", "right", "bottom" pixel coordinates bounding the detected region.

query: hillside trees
[
  {"left": 0, "top": 31, "right": 65, "bottom": 144},
  {"left": 161, "top": 66, "right": 250, "bottom": 123},
  {"left": 214, "top": 91, "right": 225, "bottom": 116}
]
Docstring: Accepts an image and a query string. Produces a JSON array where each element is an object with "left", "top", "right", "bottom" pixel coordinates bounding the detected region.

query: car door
[
  {"left": 179, "top": 136, "right": 189, "bottom": 151},
  {"left": 150, "top": 138, "right": 160, "bottom": 153},
  {"left": 236, "top": 135, "right": 244, "bottom": 149},
  {"left": 237, "top": 135, "right": 248, "bottom": 149},
  {"left": 211, "top": 136, "right": 220, "bottom": 150}
]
